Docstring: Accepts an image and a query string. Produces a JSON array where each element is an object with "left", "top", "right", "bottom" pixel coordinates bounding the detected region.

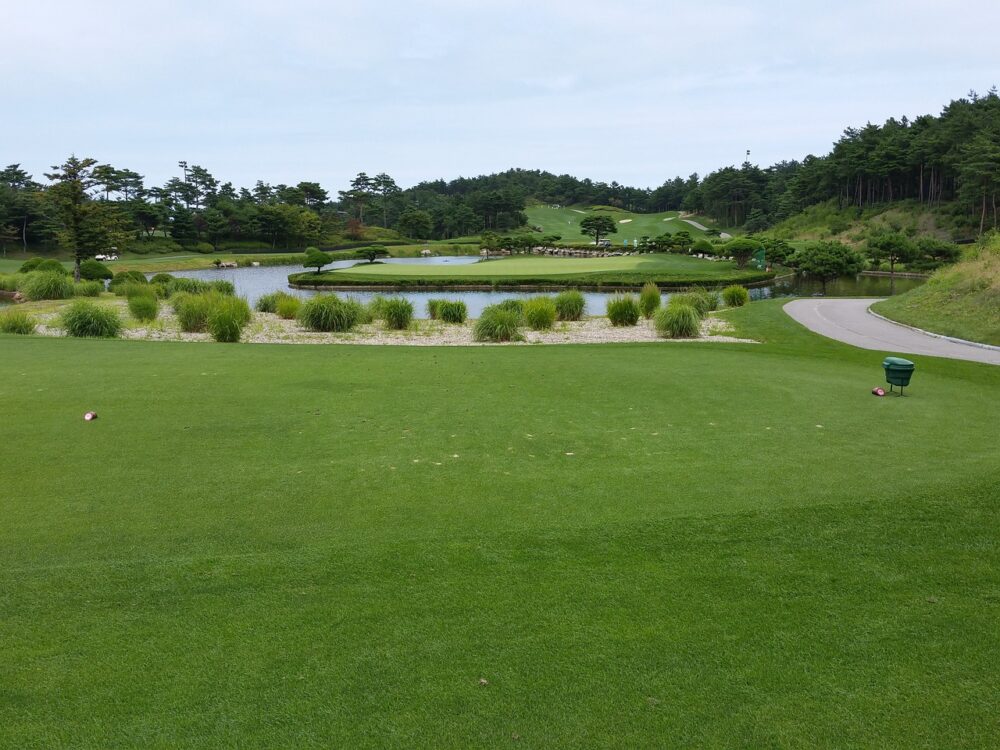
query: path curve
[{"left": 783, "top": 298, "right": 1000, "bottom": 365}]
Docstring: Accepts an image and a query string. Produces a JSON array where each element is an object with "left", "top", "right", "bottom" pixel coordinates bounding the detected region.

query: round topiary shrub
[
  {"left": 73, "top": 280, "right": 104, "bottom": 297},
  {"left": 438, "top": 300, "right": 467, "bottom": 324},
  {"left": 606, "top": 294, "right": 640, "bottom": 326},
  {"left": 298, "top": 294, "right": 360, "bottom": 332},
  {"left": 80, "top": 259, "right": 113, "bottom": 281},
  {"left": 722, "top": 284, "right": 750, "bottom": 307},
  {"left": 128, "top": 293, "right": 159, "bottom": 322},
  {"left": 109, "top": 270, "right": 147, "bottom": 294},
  {"left": 473, "top": 304, "right": 523, "bottom": 342},
  {"left": 149, "top": 272, "right": 175, "bottom": 285},
  {"left": 655, "top": 303, "right": 701, "bottom": 339},
  {"left": 35, "top": 259, "right": 68, "bottom": 275},
  {"left": 207, "top": 296, "right": 252, "bottom": 342},
  {"left": 382, "top": 298, "right": 414, "bottom": 330},
  {"left": 639, "top": 282, "right": 661, "bottom": 319},
  {"left": 524, "top": 296, "right": 556, "bottom": 330},
  {"left": 61, "top": 300, "right": 123, "bottom": 338},
  {"left": 0, "top": 309, "right": 36, "bottom": 335},
  {"left": 18, "top": 257, "right": 43, "bottom": 273},
  {"left": 276, "top": 295, "right": 301, "bottom": 320},
  {"left": 555, "top": 289, "right": 585, "bottom": 321},
  {"left": 21, "top": 272, "right": 75, "bottom": 301}
]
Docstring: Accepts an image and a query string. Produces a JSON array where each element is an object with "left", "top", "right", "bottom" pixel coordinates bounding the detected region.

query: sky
[{"left": 4, "top": 0, "right": 999, "bottom": 193}]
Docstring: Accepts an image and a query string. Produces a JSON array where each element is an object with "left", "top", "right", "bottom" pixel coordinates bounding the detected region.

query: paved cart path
[{"left": 783, "top": 298, "right": 1000, "bottom": 365}]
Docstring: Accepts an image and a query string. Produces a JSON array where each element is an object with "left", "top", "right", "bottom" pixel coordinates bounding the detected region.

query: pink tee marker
[
  {"left": 871, "top": 387, "right": 885, "bottom": 397},
  {"left": 84, "top": 411, "right": 98, "bottom": 421}
]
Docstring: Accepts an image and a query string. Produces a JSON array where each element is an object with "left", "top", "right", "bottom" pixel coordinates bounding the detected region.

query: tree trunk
[{"left": 981, "top": 192, "right": 987, "bottom": 236}]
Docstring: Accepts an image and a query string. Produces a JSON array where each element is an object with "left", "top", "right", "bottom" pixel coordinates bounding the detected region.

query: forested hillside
[{"left": 1, "top": 90, "right": 997, "bottom": 254}]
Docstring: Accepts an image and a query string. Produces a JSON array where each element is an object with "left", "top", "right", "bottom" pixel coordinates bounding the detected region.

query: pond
[{"left": 166, "top": 258, "right": 925, "bottom": 319}]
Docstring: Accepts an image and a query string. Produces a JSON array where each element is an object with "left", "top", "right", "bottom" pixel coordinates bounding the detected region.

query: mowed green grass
[
  {"left": 525, "top": 205, "right": 712, "bottom": 244},
  {"left": 2, "top": 302, "right": 1000, "bottom": 747},
  {"left": 303, "top": 254, "right": 771, "bottom": 287}
]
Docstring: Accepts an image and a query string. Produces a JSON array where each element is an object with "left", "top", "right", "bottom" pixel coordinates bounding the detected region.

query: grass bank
[
  {"left": 2, "top": 302, "right": 1000, "bottom": 745},
  {"left": 291, "top": 254, "right": 773, "bottom": 290},
  {"left": 872, "top": 239, "right": 1000, "bottom": 345}
]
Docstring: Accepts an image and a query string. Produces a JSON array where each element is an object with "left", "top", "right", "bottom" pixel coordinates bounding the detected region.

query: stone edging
[{"left": 866, "top": 306, "right": 1000, "bottom": 353}]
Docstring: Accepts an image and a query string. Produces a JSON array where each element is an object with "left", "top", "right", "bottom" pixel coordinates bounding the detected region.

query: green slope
[{"left": 526, "top": 204, "right": 717, "bottom": 245}]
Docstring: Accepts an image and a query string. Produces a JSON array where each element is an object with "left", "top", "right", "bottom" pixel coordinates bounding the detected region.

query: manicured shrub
[
  {"left": 256, "top": 291, "right": 295, "bottom": 313},
  {"left": 18, "top": 257, "right": 43, "bottom": 273},
  {"left": 655, "top": 303, "right": 701, "bottom": 338},
  {"left": 722, "top": 284, "right": 750, "bottom": 307},
  {"left": 523, "top": 296, "right": 557, "bottom": 330},
  {"left": 80, "top": 259, "right": 113, "bottom": 280},
  {"left": 149, "top": 272, "right": 175, "bottom": 285},
  {"left": 555, "top": 289, "right": 586, "bottom": 321},
  {"left": 0, "top": 309, "right": 36, "bottom": 334},
  {"left": 275, "top": 295, "right": 301, "bottom": 320},
  {"left": 128, "top": 293, "right": 159, "bottom": 321},
  {"left": 73, "top": 280, "right": 104, "bottom": 297},
  {"left": 61, "top": 300, "right": 122, "bottom": 338},
  {"left": 21, "top": 272, "right": 74, "bottom": 301},
  {"left": 36, "top": 259, "right": 68, "bottom": 275},
  {"left": 297, "top": 294, "right": 360, "bottom": 332},
  {"left": 426, "top": 298, "right": 443, "bottom": 320},
  {"left": 438, "top": 300, "right": 467, "bottom": 324},
  {"left": 382, "top": 298, "right": 414, "bottom": 330},
  {"left": 473, "top": 304, "right": 523, "bottom": 342},
  {"left": 639, "top": 282, "right": 661, "bottom": 319},
  {"left": 207, "top": 296, "right": 252, "bottom": 342},
  {"left": 606, "top": 294, "right": 640, "bottom": 326},
  {"left": 109, "top": 270, "right": 147, "bottom": 294},
  {"left": 174, "top": 293, "right": 216, "bottom": 332}
]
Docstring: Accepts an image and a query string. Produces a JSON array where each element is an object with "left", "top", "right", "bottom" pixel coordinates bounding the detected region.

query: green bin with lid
[{"left": 882, "top": 357, "right": 915, "bottom": 394}]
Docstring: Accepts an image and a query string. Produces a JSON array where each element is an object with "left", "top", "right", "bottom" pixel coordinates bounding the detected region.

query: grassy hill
[
  {"left": 525, "top": 204, "right": 722, "bottom": 246},
  {"left": 768, "top": 199, "right": 973, "bottom": 245},
  {"left": 871, "top": 236, "right": 1000, "bottom": 345}
]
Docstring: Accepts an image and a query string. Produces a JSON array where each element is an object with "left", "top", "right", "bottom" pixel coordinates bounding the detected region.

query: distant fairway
[
  {"left": 293, "top": 254, "right": 773, "bottom": 288},
  {"left": 525, "top": 204, "right": 716, "bottom": 245}
]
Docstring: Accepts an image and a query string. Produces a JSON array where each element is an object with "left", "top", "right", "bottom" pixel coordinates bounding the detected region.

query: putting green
[{"left": 526, "top": 204, "right": 715, "bottom": 245}]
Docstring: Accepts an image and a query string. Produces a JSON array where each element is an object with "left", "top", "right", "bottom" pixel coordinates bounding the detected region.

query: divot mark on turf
[{"left": 565, "top": 452, "right": 574, "bottom": 456}]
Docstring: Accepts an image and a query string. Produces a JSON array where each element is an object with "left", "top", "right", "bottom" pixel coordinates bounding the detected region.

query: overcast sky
[{"left": 4, "top": 0, "right": 999, "bottom": 192}]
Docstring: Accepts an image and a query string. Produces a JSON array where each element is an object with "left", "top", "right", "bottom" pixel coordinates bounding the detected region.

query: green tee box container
[{"left": 883, "top": 357, "right": 915, "bottom": 392}]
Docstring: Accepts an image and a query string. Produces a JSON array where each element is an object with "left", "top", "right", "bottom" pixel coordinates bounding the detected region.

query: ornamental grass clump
[
  {"left": 0, "top": 309, "right": 36, "bottom": 335},
  {"left": 496, "top": 298, "right": 525, "bottom": 318},
  {"left": 256, "top": 291, "right": 296, "bottom": 313},
  {"left": 668, "top": 292, "right": 709, "bottom": 318},
  {"left": 128, "top": 293, "right": 159, "bottom": 322},
  {"left": 168, "top": 277, "right": 211, "bottom": 295},
  {"left": 473, "top": 304, "right": 524, "bottom": 342},
  {"left": 0, "top": 273, "right": 24, "bottom": 291},
  {"left": 61, "top": 300, "right": 122, "bottom": 338},
  {"left": 297, "top": 294, "right": 360, "bottom": 332},
  {"left": 275, "top": 295, "right": 301, "bottom": 320},
  {"left": 554, "top": 289, "right": 585, "bottom": 321},
  {"left": 722, "top": 284, "right": 750, "bottom": 307},
  {"left": 382, "top": 298, "right": 414, "bottom": 330},
  {"left": 207, "top": 296, "right": 252, "bottom": 342},
  {"left": 606, "top": 294, "right": 640, "bottom": 326},
  {"left": 367, "top": 295, "right": 389, "bottom": 321},
  {"left": 109, "top": 271, "right": 147, "bottom": 294},
  {"left": 523, "top": 296, "right": 557, "bottom": 330},
  {"left": 655, "top": 303, "right": 701, "bottom": 339},
  {"left": 174, "top": 292, "right": 217, "bottom": 332},
  {"left": 73, "top": 280, "right": 104, "bottom": 297},
  {"left": 21, "top": 272, "right": 74, "bottom": 301},
  {"left": 639, "top": 282, "right": 661, "bottom": 319},
  {"left": 426, "top": 299, "right": 444, "bottom": 320},
  {"left": 438, "top": 300, "right": 467, "bottom": 324}
]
